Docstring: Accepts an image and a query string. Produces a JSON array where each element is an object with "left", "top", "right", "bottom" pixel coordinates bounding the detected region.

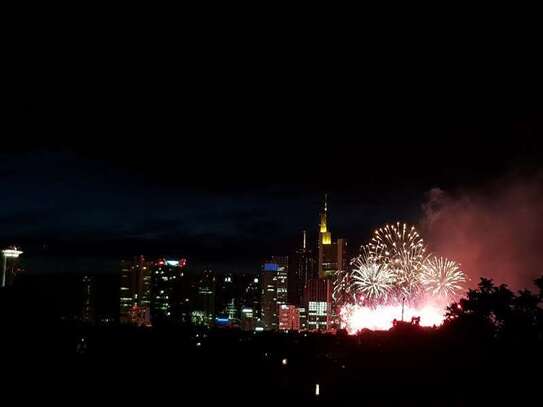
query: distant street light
[{"left": 2, "top": 248, "right": 22, "bottom": 287}]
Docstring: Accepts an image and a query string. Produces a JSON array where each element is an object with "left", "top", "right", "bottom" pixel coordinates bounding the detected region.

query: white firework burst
[
  {"left": 421, "top": 256, "right": 466, "bottom": 298},
  {"left": 351, "top": 256, "right": 394, "bottom": 305},
  {"left": 368, "top": 222, "right": 428, "bottom": 302},
  {"left": 368, "top": 222, "right": 428, "bottom": 267}
]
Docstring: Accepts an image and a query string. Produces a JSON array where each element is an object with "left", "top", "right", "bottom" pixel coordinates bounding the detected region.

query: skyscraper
[
  {"left": 279, "top": 304, "right": 300, "bottom": 331},
  {"left": 290, "top": 230, "right": 315, "bottom": 306},
  {"left": 120, "top": 257, "right": 189, "bottom": 326},
  {"left": 120, "top": 256, "right": 151, "bottom": 325},
  {"left": 314, "top": 195, "right": 347, "bottom": 332},
  {"left": 216, "top": 273, "right": 237, "bottom": 322},
  {"left": 260, "top": 256, "right": 288, "bottom": 331},
  {"left": 275, "top": 256, "right": 289, "bottom": 309},
  {"left": 192, "top": 268, "right": 215, "bottom": 327},
  {"left": 241, "top": 274, "right": 261, "bottom": 318},
  {"left": 305, "top": 278, "right": 333, "bottom": 332},
  {"left": 261, "top": 263, "right": 278, "bottom": 331},
  {"left": 150, "top": 259, "right": 189, "bottom": 325},
  {"left": 318, "top": 195, "right": 348, "bottom": 279}
]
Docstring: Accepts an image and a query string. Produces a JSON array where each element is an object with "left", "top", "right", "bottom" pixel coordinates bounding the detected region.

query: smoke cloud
[{"left": 422, "top": 173, "right": 543, "bottom": 291}]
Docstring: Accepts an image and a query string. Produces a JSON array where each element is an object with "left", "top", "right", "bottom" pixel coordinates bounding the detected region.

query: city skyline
[{"left": 3, "top": 11, "right": 543, "bottom": 403}]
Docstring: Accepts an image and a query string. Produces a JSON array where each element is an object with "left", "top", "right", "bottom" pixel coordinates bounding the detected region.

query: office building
[
  {"left": 279, "top": 304, "right": 300, "bottom": 331},
  {"left": 192, "top": 268, "right": 215, "bottom": 327},
  {"left": 318, "top": 195, "right": 348, "bottom": 279},
  {"left": 241, "top": 275, "right": 261, "bottom": 319},
  {"left": 275, "top": 256, "right": 289, "bottom": 309},
  {"left": 240, "top": 307, "right": 256, "bottom": 331},
  {"left": 261, "top": 263, "right": 278, "bottom": 330},
  {"left": 216, "top": 273, "right": 236, "bottom": 317},
  {"left": 120, "top": 255, "right": 151, "bottom": 325},
  {"left": 150, "top": 258, "right": 189, "bottom": 325},
  {"left": 305, "top": 278, "right": 333, "bottom": 332},
  {"left": 260, "top": 257, "right": 288, "bottom": 331},
  {"left": 290, "top": 230, "right": 315, "bottom": 306}
]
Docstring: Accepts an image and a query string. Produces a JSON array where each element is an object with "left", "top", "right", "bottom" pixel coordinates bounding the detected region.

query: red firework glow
[
  {"left": 336, "top": 222, "right": 468, "bottom": 333},
  {"left": 340, "top": 303, "right": 445, "bottom": 333}
]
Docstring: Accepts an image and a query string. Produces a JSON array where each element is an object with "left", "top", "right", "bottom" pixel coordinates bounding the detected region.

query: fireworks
[
  {"left": 369, "top": 222, "right": 427, "bottom": 267},
  {"left": 335, "top": 222, "right": 467, "bottom": 332},
  {"left": 350, "top": 256, "right": 394, "bottom": 304},
  {"left": 332, "top": 268, "right": 351, "bottom": 306},
  {"left": 421, "top": 256, "right": 466, "bottom": 298},
  {"left": 368, "top": 222, "right": 428, "bottom": 303}
]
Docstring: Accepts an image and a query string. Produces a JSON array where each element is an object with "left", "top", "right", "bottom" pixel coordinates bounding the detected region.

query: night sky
[{"left": 4, "top": 19, "right": 543, "bottom": 276}]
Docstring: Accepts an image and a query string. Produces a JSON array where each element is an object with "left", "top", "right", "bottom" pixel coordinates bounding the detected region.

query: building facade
[
  {"left": 318, "top": 196, "right": 348, "bottom": 279},
  {"left": 290, "top": 230, "right": 315, "bottom": 306},
  {"left": 316, "top": 195, "right": 347, "bottom": 331},
  {"left": 305, "top": 278, "right": 333, "bottom": 332},
  {"left": 150, "top": 259, "right": 189, "bottom": 325},
  {"left": 120, "top": 257, "right": 189, "bottom": 326},
  {"left": 120, "top": 256, "right": 151, "bottom": 326},
  {"left": 192, "top": 268, "right": 215, "bottom": 327},
  {"left": 260, "top": 257, "right": 288, "bottom": 331},
  {"left": 279, "top": 304, "right": 300, "bottom": 331}
]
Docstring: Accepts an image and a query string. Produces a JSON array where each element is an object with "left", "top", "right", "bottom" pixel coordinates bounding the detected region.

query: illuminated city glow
[{"left": 335, "top": 223, "right": 467, "bottom": 333}]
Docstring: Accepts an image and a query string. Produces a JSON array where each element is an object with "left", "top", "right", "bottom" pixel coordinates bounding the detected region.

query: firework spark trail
[
  {"left": 332, "top": 268, "right": 351, "bottom": 306},
  {"left": 421, "top": 256, "right": 466, "bottom": 298}
]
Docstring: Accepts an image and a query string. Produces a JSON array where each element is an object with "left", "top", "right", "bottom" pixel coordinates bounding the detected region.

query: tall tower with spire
[
  {"left": 317, "top": 194, "right": 347, "bottom": 279},
  {"left": 319, "top": 194, "right": 332, "bottom": 245}
]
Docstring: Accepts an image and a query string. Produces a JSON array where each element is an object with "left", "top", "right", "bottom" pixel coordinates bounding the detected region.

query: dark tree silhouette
[{"left": 445, "top": 275, "right": 543, "bottom": 343}]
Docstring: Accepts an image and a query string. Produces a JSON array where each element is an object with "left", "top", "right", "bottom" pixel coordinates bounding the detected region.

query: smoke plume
[{"left": 422, "top": 173, "right": 543, "bottom": 290}]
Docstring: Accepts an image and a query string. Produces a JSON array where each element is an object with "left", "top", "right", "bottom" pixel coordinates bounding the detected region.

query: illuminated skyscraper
[
  {"left": 260, "top": 257, "right": 288, "bottom": 331},
  {"left": 120, "top": 257, "right": 189, "bottom": 326},
  {"left": 279, "top": 305, "right": 300, "bottom": 331},
  {"left": 150, "top": 258, "right": 188, "bottom": 325},
  {"left": 318, "top": 195, "right": 348, "bottom": 279},
  {"left": 305, "top": 278, "right": 333, "bottom": 332},
  {"left": 120, "top": 256, "right": 151, "bottom": 325},
  {"left": 261, "top": 263, "right": 278, "bottom": 330},
  {"left": 316, "top": 195, "right": 347, "bottom": 331},
  {"left": 192, "top": 268, "right": 215, "bottom": 327},
  {"left": 216, "top": 273, "right": 237, "bottom": 322},
  {"left": 275, "top": 256, "right": 289, "bottom": 308},
  {"left": 241, "top": 275, "right": 261, "bottom": 318}
]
